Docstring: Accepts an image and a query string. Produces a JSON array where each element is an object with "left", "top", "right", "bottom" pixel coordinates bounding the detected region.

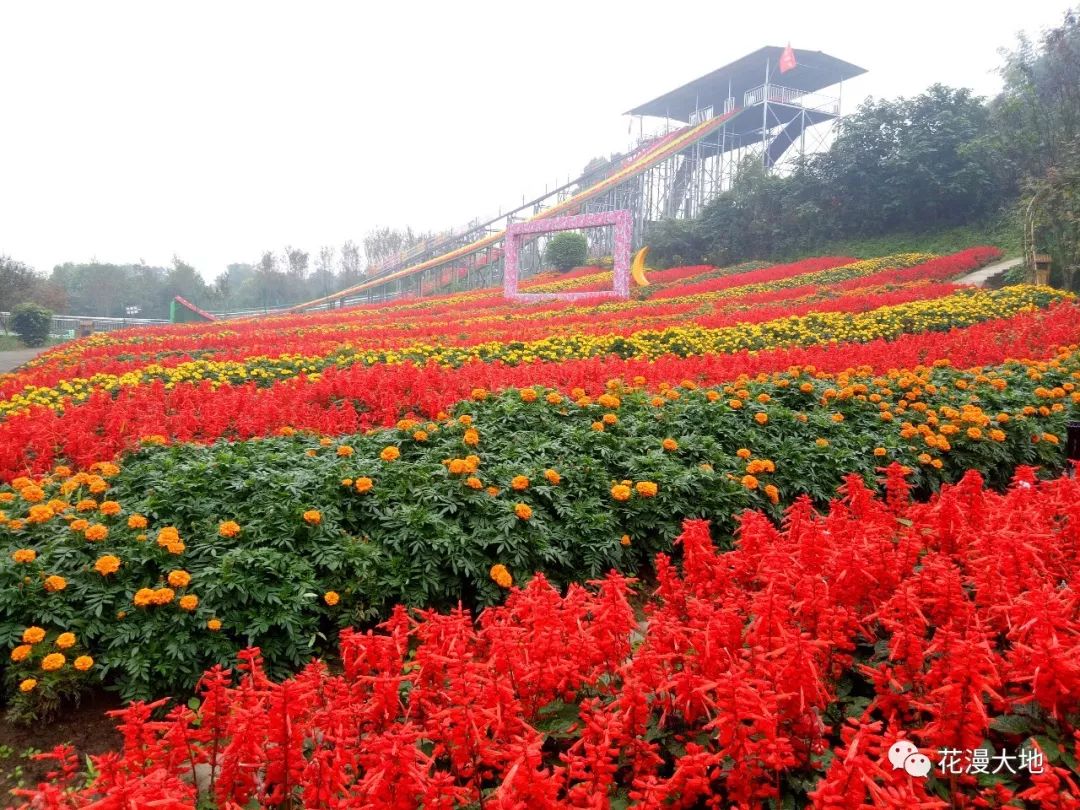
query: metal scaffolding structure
[{"left": 278, "top": 46, "right": 865, "bottom": 314}]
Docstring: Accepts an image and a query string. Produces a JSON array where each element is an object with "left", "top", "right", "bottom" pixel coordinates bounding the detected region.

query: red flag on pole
[{"left": 779, "top": 43, "right": 797, "bottom": 73}]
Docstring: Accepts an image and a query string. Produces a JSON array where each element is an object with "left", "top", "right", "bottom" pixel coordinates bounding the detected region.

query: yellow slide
[{"left": 631, "top": 246, "right": 650, "bottom": 287}]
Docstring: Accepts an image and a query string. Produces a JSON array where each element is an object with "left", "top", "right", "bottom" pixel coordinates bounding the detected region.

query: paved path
[
  {"left": 0, "top": 348, "right": 46, "bottom": 373},
  {"left": 956, "top": 257, "right": 1023, "bottom": 286}
]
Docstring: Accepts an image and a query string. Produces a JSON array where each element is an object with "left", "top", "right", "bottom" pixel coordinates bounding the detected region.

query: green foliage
[
  {"left": 10, "top": 303, "right": 53, "bottom": 348},
  {"left": 544, "top": 232, "right": 588, "bottom": 272}
]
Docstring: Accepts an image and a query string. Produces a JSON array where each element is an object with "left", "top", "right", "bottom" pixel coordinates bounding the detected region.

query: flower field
[{"left": 3, "top": 247, "right": 1080, "bottom": 807}]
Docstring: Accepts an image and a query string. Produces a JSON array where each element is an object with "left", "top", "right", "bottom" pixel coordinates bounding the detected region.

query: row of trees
[
  {"left": 1, "top": 227, "right": 433, "bottom": 320},
  {"left": 649, "top": 8, "right": 1080, "bottom": 286}
]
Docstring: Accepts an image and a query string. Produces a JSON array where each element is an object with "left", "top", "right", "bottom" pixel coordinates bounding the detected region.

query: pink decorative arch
[{"left": 503, "top": 210, "right": 632, "bottom": 301}]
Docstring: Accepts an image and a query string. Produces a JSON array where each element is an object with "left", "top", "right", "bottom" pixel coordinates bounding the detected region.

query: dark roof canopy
[{"left": 626, "top": 46, "right": 866, "bottom": 122}]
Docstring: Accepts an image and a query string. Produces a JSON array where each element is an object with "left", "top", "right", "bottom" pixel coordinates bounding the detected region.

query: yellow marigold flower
[
  {"left": 135, "top": 533, "right": 147, "bottom": 542},
  {"left": 544, "top": 469, "right": 561, "bottom": 485},
  {"left": 742, "top": 475, "right": 759, "bottom": 490},
  {"left": 873, "top": 447, "right": 887, "bottom": 457},
  {"left": 336, "top": 445, "right": 354, "bottom": 457},
  {"left": 178, "top": 594, "right": 198, "bottom": 611},
  {"left": 207, "top": 618, "right": 222, "bottom": 631},
  {"left": 412, "top": 430, "right": 429, "bottom": 442},
  {"left": 466, "top": 476, "right": 483, "bottom": 489},
  {"left": 463, "top": 429, "right": 479, "bottom": 447},
  {"left": 44, "top": 575, "right": 67, "bottom": 592},
  {"left": 662, "top": 438, "right": 679, "bottom": 452},
  {"left": 19, "top": 678, "right": 37, "bottom": 692},
  {"left": 99, "top": 500, "right": 121, "bottom": 516},
  {"left": 127, "top": 514, "right": 148, "bottom": 530},
  {"left": 611, "top": 484, "right": 631, "bottom": 502},
  {"left": 514, "top": 503, "right": 533, "bottom": 520},
  {"left": 305, "top": 449, "right": 318, "bottom": 457},
  {"left": 10, "top": 644, "right": 32, "bottom": 662},
  {"left": 303, "top": 509, "right": 322, "bottom": 526},
  {"left": 490, "top": 564, "right": 513, "bottom": 589},
  {"left": 219, "top": 520, "right": 241, "bottom": 537},
  {"left": 511, "top": 475, "right": 529, "bottom": 492},
  {"left": 73, "top": 655, "right": 93, "bottom": 671},
  {"left": 354, "top": 477, "right": 374, "bottom": 494},
  {"left": 620, "top": 534, "right": 631, "bottom": 547},
  {"left": 168, "top": 570, "right": 191, "bottom": 588},
  {"left": 22, "top": 626, "right": 46, "bottom": 644},
  {"left": 815, "top": 438, "right": 830, "bottom": 448},
  {"left": 754, "top": 412, "right": 769, "bottom": 425},
  {"left": 11, "top": 548, "right": 36, "bottom": 564},
  {"left": 635, "top": 481, "right": 658, "bottom": 498},
  {"left": 55, "top": 632, "right": 76, "bottom": 649},
  {"left": 320, "top": 437, "right": 334, "bottom": 447},
  {"left": 134, "top": 587, "right": 156, "bottom": 607},
  {"left": 152, "top": 588, "right": 175, "bottom": 606},
  {"left": 519, "top": 388, "right": 538, "bottom": 403},
  {"left": 20, "top": 485, "right": 46, "bottom": 503},
  {"left": 41, "top": 652, "right": 65, "bottom": 671},
  {"left": 323, "top": 591, "right": 340, "bottom": 606},
  {"left": 94, "top": 555, "right": 121, "bottom": 576}
]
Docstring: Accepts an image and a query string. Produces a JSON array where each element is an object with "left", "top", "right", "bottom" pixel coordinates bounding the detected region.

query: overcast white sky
[{"left": 0, "top": 0, "right": 1073, "bottom": 280}]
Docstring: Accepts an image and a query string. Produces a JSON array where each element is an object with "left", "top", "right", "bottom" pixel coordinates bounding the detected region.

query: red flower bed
[{"left": 17, "top": 466, "right": 1080, "bottom": 808}]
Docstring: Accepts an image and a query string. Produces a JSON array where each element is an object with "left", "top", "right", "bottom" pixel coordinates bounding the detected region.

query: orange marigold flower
[
  {"left": 54, "top": 465, "right": 72, "bottom": 478},
  {"left": 22, "top": 626, "right": 46, "bottom": 644},
  {"left": 729, "top": 399, "right": 743, "bottom": 409},
  {"left": 635, "top": 481, "right": 658, "bottom": 498},
  {"left": 662, "top": 438, "right": 678, "bottom": 452},
  {"left": 84, "top": 524, "right": 108, "bottom": 542},
  {"left": 94, "top": 555, "right": 121, "bottom": 576},
  {"left": 514, "top": 503, "right": 533, "bottom": 520},
  {"left": 127, "top": 514, "right": 148, "bottom": 530},
  {"left": 967, "top": 427, "right": 982, "bottom": 440},
  {"left": 303, "top": 509, "right": 322, "bottom": 526},
  {"left": 519, "top": 388, "right": 538, "bottom": 403},
  {"left": 41, "top": 653, "right": 65, "bottom": 671},
  {"left": 463, "top": 429, "right": 479, "bottom": 447},
  {"left": 134, "top": 587, "right": 156, "bottom": 607},
  {"left": 167, "top": 541, "right": 185, "bottom": 555},
  {"left": 152, "top": 588, "right": 175, "bottom": 606},
  {"left": 319, "top": 437, "right": 334, "bottom": 447},
  {"left": 354, "top": 477, "right": 374, "bottom": 494},
  {"left": 412, "top": 430, "right": 429, "bottom": 442},
  {"left": 545, "top": 392, "right": 563, "bottom": 405},
  {"left": 27, "top": 504, "right": 54, "bottom": 524},
  {"left": 597, "top": 393, "right": 621, "bottom": 409},
  {"left": 591, "top": 421, "right": 605, "bottom": 431},
  {"left": 736, "top": 448, "right": 751, "bottom": 459},
  {"left": 511, "top": 475, "right": 529, "bottom": 492},
  {"left": 741, "top": 475, "right": 759, "bottom": 490},
  {"left": 465, "top": 476, "right": 483, "bottom": 489},
  {"left": 19, "top": 678, "right": 37, "bottom": 692},
  {"left": 815, "top": 438, "right": 830, "bottom": 448},
  {"left": 156, "top": 526, "right": 180, "bottom": 546},
  {"left": 448, "top": 458, "right": 468, "bottom": 475},
  {"left": 611, "top": 484, "right": 631, "bottom": 502},
  {"left": 917, "top": 453, "right": 933, "bottom": 464},
  {"left": 831, "top": 413, "right": 845, "bottom": 423},
  {"left": 764, "top": 484, "right": 780, "bottom": 505},
  {"left": 754, "top": 412, "right": 769, "bottom": 425},
  {"left": 486, "top": 486, "right": 500, "bottom": 497},
  {"left": 544, "top": 469, "right": 561, "bottom": 485},
  {"left": 73, "top": 655, "right": 93, "bottom": 671},
  {"left": 458, "top": 414, "right": 473, "bottom": 426},
  {"left": 490, "top": 564, "right": 513, "bottom": 588},
  {"left": 99, "top": 500, "right": 121, "bottom": 515},
  {"left": 305, "top": 449, "right": 318, "bottom": 457},
  {"left": 10, "top": 644, "right": 32, "bottom": 662},
  {"left": 44, "top": 575, "right": 67, "bottom": 592},
  {"left": 471, "top": 388, "right": 488, "bottom": 401},
  {"left": 602, "top": 412, "right": 618, "bottom": 426},
  {"left": 219, "top": 520, "right": 241, "bottom": 537},
  {"left": 323, "top": 590, "right": 340, "bottom": 606},
  {"left": 20, "top": 485, "right": 46, "bottom": 503},
  {"left": 167, "top": 569, "right": 191, "bottom": 588},
  {"left": 336, "top": 445, "right": 354, "bottom": 457},
  {"left": 380, "top": 446, "right": 401, "bottom": 462},
  {"left": 178, "top": 595, "right": 198, "bottom": 611},
  {"left": 11, "top": 548, "right": 36, "bottom": 564},
  {"left": 55, "top": 632, "right": 76, "bottom": 649},
  {"left": 873, "top": 447, "right": 887, "bottom": 457},
  {"left": 207, "top": 618, "right": 222, "bottom": 631},
  {"left": 990, "top": 429, "right": 1006, "bottom": 442},
  {"left": 620, "top": 534, "right": 631, "bottom": 547}
]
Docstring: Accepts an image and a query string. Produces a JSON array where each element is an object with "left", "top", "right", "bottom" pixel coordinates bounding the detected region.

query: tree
[
  {"left": 340, "top": 240, "right": 362, "bottom": 285},
  {"left": 11, "top": 302, "right": 53, "bottom": 347},
  {"left": 164, "top": 256, "right": 210, "bottom": 306},
  {"left": 1, "top": 256, "right": 41, "bottom": 312},
  {"left": 543, "top": 232, "right": 588, "bottom": 272},
  {"left": 315, "top": 246, "right": 336, "bottom": 298},
  {"left": 363, "top": 226, "right": 426, "bottom": 270},
  {"left": 284, "top": 246, "right": 309, "bottom": 280}
]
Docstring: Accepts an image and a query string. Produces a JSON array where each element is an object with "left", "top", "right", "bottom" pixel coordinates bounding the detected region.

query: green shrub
[
  {"left": 544, "top": 232, "right": 588, "bottom": 272},
  {"left": 11, "top": 302, "right": 52, "bottom": 347}
]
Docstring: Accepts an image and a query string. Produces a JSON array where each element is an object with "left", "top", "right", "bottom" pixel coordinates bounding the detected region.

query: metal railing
[
  {"left": 1, "top": 312, "right": 171, "bottom": 340},
  {"left": 743, "top": 84, "right": 839, "bottom": 115}
]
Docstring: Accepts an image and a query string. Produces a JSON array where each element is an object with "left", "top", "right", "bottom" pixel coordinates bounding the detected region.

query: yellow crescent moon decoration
[{"left": 631, "top": 246, "right": 650, "bottom": 287}]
